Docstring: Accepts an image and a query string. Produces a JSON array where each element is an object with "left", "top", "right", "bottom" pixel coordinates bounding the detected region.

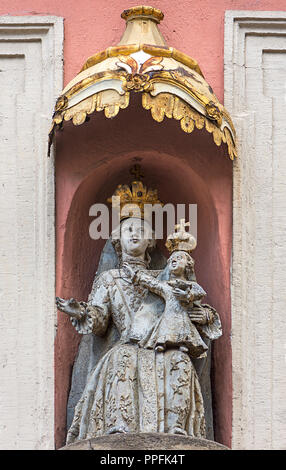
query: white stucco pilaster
[
  {"left": 225, "top": 11, "right": 286, "bottom": 450},
  {"left": 0, "top": 16, "right": 63, "bottom": 449}
]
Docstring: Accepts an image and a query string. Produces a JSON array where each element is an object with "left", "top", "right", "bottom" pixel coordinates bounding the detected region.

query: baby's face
[{"left": 168, "top": 251, "right": 189, "bottom": 276}]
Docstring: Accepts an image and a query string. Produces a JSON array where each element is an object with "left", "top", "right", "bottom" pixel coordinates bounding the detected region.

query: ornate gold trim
[
  {"left": 49, "top": 89, "right": 237, "bottom": 160},
  {"left": 63, "top": 71, "right": 126, "bottom": 101},
  {"left": 55, "top": 90, "right": 130, "bottom": 126},
  {"left": 121, "top": 6, "right": 164, "bottom": 23},
  {"left": 48, "top": 7, "right": 237, "bottom": 160},
  {"left": 122, "top": 73, "right": 153, "bottom": 92},
  {"left": 80, "top": 44, "right": 203, "bottom": 77},
  {"left": 107, "top": 180, "right": 163, "bottom": 221},
  {"left": 142, "top": 92, "right": 237, "bottom": 159},
  {"left": 56, "top": 69, "right": 234, "bottom": 135}
]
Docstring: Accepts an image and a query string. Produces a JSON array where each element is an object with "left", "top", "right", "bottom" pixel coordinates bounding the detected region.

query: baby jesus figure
[{"left": 124, "top": 250, "right": 208, "bottom": 358}]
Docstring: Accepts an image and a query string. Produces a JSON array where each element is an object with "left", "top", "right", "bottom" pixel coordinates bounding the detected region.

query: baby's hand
[
  {"left": 122, "top": 263, "right": 137, "bottom": 281},
  {"left": 168, "top": 279, "right": 192, "bottom": 290},
  {"left": 173, "top": 287, "right": 194, "bottom": 303}
]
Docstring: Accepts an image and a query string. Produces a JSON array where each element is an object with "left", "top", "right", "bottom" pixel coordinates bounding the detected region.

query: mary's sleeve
[
  {"left": 195, "top": 303, "right": 222, "bottom": 340},
  {"left": 135, "top": 270, "right": 165, "bottom": 297},
  {"left": 70, "top": 274, "right": 111, "bottom": 336}
]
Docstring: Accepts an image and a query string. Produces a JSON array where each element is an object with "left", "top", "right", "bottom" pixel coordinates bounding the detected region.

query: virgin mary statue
[{"left": 56, "top": 181, "right": 222, "bottom": 445}]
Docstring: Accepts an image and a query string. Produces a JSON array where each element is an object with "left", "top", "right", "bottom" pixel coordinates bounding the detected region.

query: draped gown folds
[{"left": 66, "top": 261, "right": 222, "bottom": 445}]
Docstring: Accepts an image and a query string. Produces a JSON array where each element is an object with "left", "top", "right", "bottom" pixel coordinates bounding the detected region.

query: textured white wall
[
  {"left": 225, "top": 11, "right": 286, "bottom": 450},
  {"left": 0, "top": 16, "right": 63, "bottom": 449}
]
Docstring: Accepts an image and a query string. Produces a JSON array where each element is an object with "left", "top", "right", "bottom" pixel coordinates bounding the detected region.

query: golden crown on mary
[{"left": 107, "top": 180, "right": 163, "bottom": 220}]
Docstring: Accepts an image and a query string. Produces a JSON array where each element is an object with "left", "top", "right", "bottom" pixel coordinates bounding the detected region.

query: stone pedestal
[{"left": 60, "top": 433, "right": 228, "bottom": 450}]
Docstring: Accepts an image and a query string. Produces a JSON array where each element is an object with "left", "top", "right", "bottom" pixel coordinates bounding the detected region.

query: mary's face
[{"left": 120, "top": 218, "right": 152, "bottom": 257}]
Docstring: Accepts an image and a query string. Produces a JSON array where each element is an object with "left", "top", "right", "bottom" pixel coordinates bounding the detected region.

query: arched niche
[{"left": 54, "top": 95, "right": 232, "bottom": 449}]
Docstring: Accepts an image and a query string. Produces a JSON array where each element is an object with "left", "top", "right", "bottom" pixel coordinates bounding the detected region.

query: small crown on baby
[{"left": 165, "top": 219, "right": 197, "bottom": 254}]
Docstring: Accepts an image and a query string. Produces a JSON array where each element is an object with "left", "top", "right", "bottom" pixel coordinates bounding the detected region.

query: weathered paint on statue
[{"left": 56, "top": 193, "right": 222, "bottom": 443}]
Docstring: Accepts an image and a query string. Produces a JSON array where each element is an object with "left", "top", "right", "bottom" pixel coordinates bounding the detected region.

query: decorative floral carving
[
  {"left": 205, "top": 101, "right": 223, "bottom": 126},
  {"left": 116, "top": 55, "right": 163, "bottom": 76},
  {"left": 119, "top": 394, "right": 133, "bottom": 424},
  {"left": 105, "top": 396, "right": 118, "bottom": 429},
  {"left": 171, "top": 374, "right": 190, "bottom": 396},
  {"left": 142, "top": 92, "right": 237, "bottom": 159},
  {"left": 49, "top": 80, "right": 237, "bottom": 161},
  {"left": 115, "top": 350, "right": 132, "bottom": 382},
  {"left": 49, "top": 7, "right": 237, "bottom": 161},
  {"left": 54, "top": 94, "right": 68, "bottom": 112},
  {"left": 167, "top": 405, "right": 188, "bottom": 429},
  {"left": 122, "top": 73, "right": 153, "bottom": 93},
  {"left": 89, "top": 398, "right": 104, "bottom": 435}
]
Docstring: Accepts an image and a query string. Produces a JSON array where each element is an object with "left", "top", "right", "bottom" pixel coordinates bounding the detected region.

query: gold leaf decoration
[
  {"left": 205, "top": 101, "right": 223, "bottom": 127},
  {"left": 188, "top": 107, "right": 205, "bottom": 129},
  {"left": 181, "top": 116, "right": 195, "bottom": 134},
  {"left": 53, "top": 112, "right": 64, "bottom": 125},
  {"left": 104, "top": 104, "right": 120, "bottom": 118},
  {"left": 55, "top": 95, "right": 68, "bottom": 112},
  {"left": 56, "top": 91, "right": 130, "bottom": 127},
  {"left": 72, "top": 111, "right": 87, "bottom": 126},
  {"left": 142, "top": 92, "right": 236, "bottom": 158},
  {"left": 205, "top": 119, "right": 222, "bottom": 146},
  {"left": 139, "top": 56, "right": 163, "bottom": 74},
  {"left": 64, "top": 95, "right": 96, "bottom": 123},
  {"left": 223, "top": 127, "right": 237, "bottom": 160},
  {"left": 49, "top": 90, "right": 236, "bottom": 160},
  {"left": 142, "top": 92, "right": 175, "bottom": 120},
  {"left": 122, "top": 73, "right": 153, "bottom": 93}
]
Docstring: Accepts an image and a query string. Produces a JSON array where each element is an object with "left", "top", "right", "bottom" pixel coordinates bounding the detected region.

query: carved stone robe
[{"left": 66, "top": 262, "right": 221, "bottom": 444}]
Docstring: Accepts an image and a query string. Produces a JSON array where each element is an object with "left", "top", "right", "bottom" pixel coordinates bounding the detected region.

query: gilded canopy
[{"left": 49, "top": 6, "right": 237, "bottom": 160}]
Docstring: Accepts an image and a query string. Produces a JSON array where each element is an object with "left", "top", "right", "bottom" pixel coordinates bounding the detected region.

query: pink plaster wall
[
  {"left": 1, "top": 0, "right": 285, "bottom": 102},
  {"left": 2, "top": 0, "right": 285, "bottom": 450}
]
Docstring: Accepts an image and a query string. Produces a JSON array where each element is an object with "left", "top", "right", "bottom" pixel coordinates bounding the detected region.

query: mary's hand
[
  {"left": 122, "top": 263, "right": 136, "bottom": 281},
  {"left": 189, "top": 306, "right": 208, "bottom": 325},
  {"left": 56, "top": 297, "right": 86, "bottom": 320}
]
